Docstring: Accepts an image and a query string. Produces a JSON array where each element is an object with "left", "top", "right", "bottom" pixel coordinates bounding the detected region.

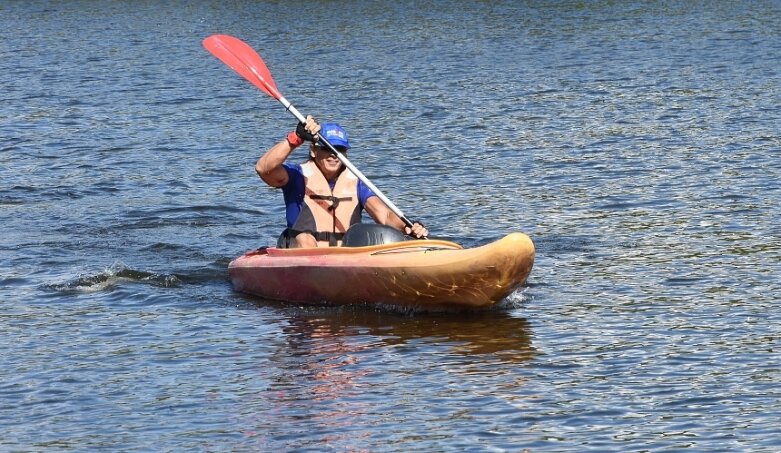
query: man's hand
[
  {"left": 295, "top": 115, "right": 321, "bottom": 142},
  {"left": 404, "top": 221, "right": 428, "bottom": 239}
]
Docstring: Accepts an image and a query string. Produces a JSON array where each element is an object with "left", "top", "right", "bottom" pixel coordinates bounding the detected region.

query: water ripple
[{"left": 2, "top": 0, "right": 781, "bottom": 451}]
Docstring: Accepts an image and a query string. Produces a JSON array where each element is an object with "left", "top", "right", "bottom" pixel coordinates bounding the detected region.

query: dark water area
[{"left": 2, "top": 1, "right": 780, "bottom": 451}]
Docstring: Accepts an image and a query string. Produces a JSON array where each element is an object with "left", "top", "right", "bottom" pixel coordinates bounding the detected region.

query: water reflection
[
  {"left": 241, "top": 305, "right": 535, "bottom": 448},
  {"left": 272, "top": 305, "right": 536, "bottom": 362}
]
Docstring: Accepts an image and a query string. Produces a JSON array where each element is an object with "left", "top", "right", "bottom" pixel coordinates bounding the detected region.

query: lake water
[{"left": 2, "top": 1, "right": 780, "bottom": 451}]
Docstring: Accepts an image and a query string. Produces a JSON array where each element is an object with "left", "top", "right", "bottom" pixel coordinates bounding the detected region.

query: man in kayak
[{"left": 256, "top": 116, "right": 428, "bottom": 248}]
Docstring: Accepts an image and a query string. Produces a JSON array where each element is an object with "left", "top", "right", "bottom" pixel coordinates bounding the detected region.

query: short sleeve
[{"left": 357, "top": 180, "right": 376, "bottom": 207}]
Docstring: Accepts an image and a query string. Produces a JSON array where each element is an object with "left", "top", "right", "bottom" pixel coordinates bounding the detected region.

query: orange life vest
[{"left": 290, "top": 160, "right": 361, "bottom": 247}]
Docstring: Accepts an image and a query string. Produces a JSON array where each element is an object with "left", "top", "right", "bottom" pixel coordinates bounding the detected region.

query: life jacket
[{"left": 290, "top": 160, "right": 362, "bottom": 246}]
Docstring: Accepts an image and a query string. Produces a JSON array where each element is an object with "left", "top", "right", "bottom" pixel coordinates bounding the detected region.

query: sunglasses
[{"left": 313, "top": 145, "right": 348, "bottom": 155}]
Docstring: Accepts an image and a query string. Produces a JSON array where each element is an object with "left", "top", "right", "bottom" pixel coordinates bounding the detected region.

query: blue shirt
[{"left": 281, "top": 162, "right": 376, "bottom": 228}]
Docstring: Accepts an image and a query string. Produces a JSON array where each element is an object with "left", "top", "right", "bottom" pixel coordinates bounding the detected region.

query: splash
[
  {"left": 49, "top": 261, "right": 181, "bottom": 293},
  {"left": 499, "top": 286, "right": 532, "bottom": 309}
]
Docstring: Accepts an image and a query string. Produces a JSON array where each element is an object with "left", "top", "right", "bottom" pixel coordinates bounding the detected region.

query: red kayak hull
[{"left": 229, "top": 233, "right": 535, "bottom": 310}]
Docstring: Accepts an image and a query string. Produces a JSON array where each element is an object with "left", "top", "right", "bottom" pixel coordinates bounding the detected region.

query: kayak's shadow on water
[{"left": 252, "top": 301, "right": 537, "bottom": 363}]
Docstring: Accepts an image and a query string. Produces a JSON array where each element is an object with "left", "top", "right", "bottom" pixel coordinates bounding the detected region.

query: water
[{"left": 2, "top": 1, "right": 780, "bottom": 451}]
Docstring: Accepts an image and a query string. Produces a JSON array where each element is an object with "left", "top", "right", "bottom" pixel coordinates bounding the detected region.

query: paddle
[{"left": 202, "top": 34, "right": 416, "bottom": 230}]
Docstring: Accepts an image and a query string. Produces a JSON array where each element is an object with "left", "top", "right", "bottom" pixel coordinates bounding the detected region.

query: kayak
[{"left": 228, "top": 232, "right": 535, "bottom": 310}]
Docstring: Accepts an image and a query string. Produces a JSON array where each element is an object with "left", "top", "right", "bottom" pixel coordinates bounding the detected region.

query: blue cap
[{"left": 320, "top": 123, "right": 350, "bottom": 149}]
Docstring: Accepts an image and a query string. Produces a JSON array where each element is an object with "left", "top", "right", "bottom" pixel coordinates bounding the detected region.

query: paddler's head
[{"left": 309, "top": 123, "right": 350, "bottom": 180}]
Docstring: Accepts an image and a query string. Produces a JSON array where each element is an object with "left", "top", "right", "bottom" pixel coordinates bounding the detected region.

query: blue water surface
[{"left": 1, "top": 1, "right": 780, "bottom": 451}]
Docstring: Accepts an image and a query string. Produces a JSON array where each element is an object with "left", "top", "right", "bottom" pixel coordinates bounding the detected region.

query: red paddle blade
[{"left": 203, "top": 34, "right": 281, "bottom": 100}]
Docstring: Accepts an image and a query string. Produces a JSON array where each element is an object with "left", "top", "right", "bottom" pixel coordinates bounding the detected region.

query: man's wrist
[{"left": 287, "top": 131, "right": 304, "bottom": 148}]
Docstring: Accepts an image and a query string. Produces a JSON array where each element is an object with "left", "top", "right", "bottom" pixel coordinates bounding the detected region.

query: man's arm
[
  {"left": 256, "top": 116, "right": 320, "bottom": 188},
  {"left": 364, "top": 196, "right": 428, "bottom": 238},
  {"left": 256, "top": 137, "right": 295, "bottom": 188}
]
